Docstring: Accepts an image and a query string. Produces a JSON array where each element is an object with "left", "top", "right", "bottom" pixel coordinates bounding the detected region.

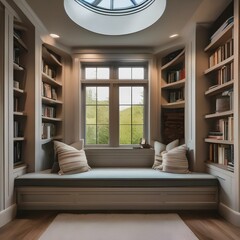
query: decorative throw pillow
[
  {"left": 152, "top": 139, "right": 179, "bottom": 170},
  {"left": 53, "top": 141, "right": 90, "bottom": 175},
  {"left": 162, "top": 144, "right": 189, "bottom": 174},
  {"left": 51, "top": 140, "right": 85, "bottom": 173}
]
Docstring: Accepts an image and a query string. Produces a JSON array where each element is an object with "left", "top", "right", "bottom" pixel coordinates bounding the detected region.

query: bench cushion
[{"left": 15, "top": 168, "right": 218, "bottom": 188}]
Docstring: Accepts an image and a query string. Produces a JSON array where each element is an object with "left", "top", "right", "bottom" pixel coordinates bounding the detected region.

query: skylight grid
[{"left": 78, "top": 0, "right": 150, "bottom": 12}]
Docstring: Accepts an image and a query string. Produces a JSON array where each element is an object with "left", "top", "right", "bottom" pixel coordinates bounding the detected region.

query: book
[
  {"left": 210, "top": 16, "right": 234, "bottom": 41},
  {"left": 43, "top": 83, "right": 52, "bottom": 98}
]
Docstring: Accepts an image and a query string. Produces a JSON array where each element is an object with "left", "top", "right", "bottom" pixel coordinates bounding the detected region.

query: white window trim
[
  {"left": 81, "top": 63, "right": 148, "bottom": 147},
  {"left": 71, "top": 52, "right": 158, "bottom": 149}
]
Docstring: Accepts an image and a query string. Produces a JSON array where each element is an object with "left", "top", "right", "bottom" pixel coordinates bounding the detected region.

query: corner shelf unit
[
  {"left": 161, "top": 49, "right": 186, "bottom": 108},
  {"left": 41, "top": 44, "right": 63, "bottom": 142},
  {"left": 203, "top": 8, "right": 234, "bottom": 173},
  {"left": 160, "top": 49, "right": 186, "bottom": 143}
]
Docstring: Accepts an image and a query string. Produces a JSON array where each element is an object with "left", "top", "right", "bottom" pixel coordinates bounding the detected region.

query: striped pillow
[
  {"left": 162, "top": 144, "right": 189, "bottom": 174},
  {"left": 152, "top": 139, "right": 179, "bottom": 170},
  {"left": 54, "top": 141, "right": 91, "bottom": 175}
]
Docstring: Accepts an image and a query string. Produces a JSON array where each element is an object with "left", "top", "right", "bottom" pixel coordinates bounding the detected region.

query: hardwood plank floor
[{"left": 0, "top": 210, "right": 240, "bottom": 240}]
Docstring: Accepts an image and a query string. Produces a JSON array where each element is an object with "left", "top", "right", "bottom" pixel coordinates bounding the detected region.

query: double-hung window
[{"left": 81, "top": 63, "right": 148, "bottom": 147}]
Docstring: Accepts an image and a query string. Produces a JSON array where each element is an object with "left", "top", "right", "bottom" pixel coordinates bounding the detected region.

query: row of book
[
  {"left": 42, "top": 82, "right": 58, "bottom": 100},
  {"left": 14, "top": 141, "right": 22, "bottom": 165},
  {"left": 208, "top": 116, "right": 233, "bottom": 141},
  {"left": 42, "top": 123, "right": 56, "bottom": 139},
  {"left": 208, "top": 143, "right": 234, "bottom": 170},
  {"left": 209, "top": 38, "right": 233, "bottom": 68},
  {"left": 42, "top": 59, "right": 57, "bottom": 79},
  {"left": 168, "top": 89, "right": 184, "bottom": 103},
  {"left": 217, "top": 62, "right": 233, "bottom": 85},
  {"left": 42, "top": 105, "right": 56, "bottom": 118},
  {"left": 166, "top": 68, "right": 185, "bottom": 84}
]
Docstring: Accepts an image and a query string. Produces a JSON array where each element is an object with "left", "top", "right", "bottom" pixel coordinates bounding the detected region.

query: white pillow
[
  {"left": 54, "top": 141, "right": 91, "bottom": 175},
  {"left": 152, "top": 139, "right": 179, "bottom": 170},
  {"left": 162, "top": 144, "right": 189, "bottom": 174}
]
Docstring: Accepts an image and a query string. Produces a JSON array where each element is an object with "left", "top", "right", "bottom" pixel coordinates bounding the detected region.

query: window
[{"left": 82, "top": 63, "right": 148, "bottom": 147}]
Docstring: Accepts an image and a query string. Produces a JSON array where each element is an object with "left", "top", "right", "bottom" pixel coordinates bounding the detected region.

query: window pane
[
  {"left": 119, "top": 87, "right": 131, "bottom": 104},
  {"left": 98, "top": 0, "right": 111, "bottom": 9},
  {"left": 85, "top": 86, "right": 109, "bottom": 145},
  {"left": 114, "top": 0, "right": 133, "bottom": 9},
  {"left": 120, "top": 125, "right": 131, "bottom": 144},
  {"left": 132, "top": 106, "right": 143, "bottom": 124},
  {"left": 86, "top": 87, "right": 96, "bottom": 104},
  {"left": 97, "top": 125, "right": 109, "bottom": 144},
  {"left": 85, "top": 68, "right": 96, "bottom": 79},
  {"left": 97, "top": 87, "right": 109, "bottom": 104},
  {"left": 132, "top": 67, "right": 144, "bottom": 79},
  {"left": 132, "top": 125, "right": 143, "bottom": 144},
  {"left": 119, "top": 67, "right": 131, "bottom": 79},
  {"left": 97, "top": 67, "right": 110, "bottom": 79},
  {"left": 86, "top": 106, "right": 96, "bottom": 124},
  {"left": 86, "top": 125, "right": 96, "bottom": 144},
  {"left": 120, "top": 106, "right": 131, "bottom": 124},
  {"left": 132, "top": 87, "right": 144, "bottom": 104},
  {"left": 97, "top": 106, "right": 109, "bottom": 124}
]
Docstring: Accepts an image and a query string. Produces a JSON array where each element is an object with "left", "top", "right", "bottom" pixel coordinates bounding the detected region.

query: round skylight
[
  {"left": 64, "top": 0, "right": 166, "bottom": 35},
  {"left": 76, "top": 0, "right": 154, "bottom": 15}
]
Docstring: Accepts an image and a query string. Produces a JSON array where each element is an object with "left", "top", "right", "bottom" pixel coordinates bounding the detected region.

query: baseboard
[
  {"left": 219, "top": 202, "right": 240, "bottom": 227},
  {"left": 0, "top": 204, "right": 17, "bottom": 228}
]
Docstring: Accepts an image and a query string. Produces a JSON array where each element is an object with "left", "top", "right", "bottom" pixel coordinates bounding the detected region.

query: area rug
[{"left": 39, "top": 213, "right": 198, "bottom": 240}]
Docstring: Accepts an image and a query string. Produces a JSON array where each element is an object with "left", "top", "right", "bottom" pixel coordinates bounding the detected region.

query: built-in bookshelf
[
  {"left": 13, "top": 21, "right": 28, "bottom": 167},
  {"left": 41, "top": 45, "right": 63, "bottom": 143},
  {"left": 203, "top": 11, "right": 234, "bottom": 173},
  {"left": 160, "top": 49, "right": 185, "bottom": 143}
]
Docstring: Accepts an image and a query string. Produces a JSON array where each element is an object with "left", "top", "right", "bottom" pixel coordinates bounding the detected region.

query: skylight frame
[
  {"left": 75, "top": 0, "right": 155, "bottom": 16},
  {"left": 64, "top": 0, "right": 166, "bottom": 35}
]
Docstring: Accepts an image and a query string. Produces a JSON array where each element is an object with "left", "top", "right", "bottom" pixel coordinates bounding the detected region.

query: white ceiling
[{"left": 25, "top": 0, "right": 232, "bottom": 50}]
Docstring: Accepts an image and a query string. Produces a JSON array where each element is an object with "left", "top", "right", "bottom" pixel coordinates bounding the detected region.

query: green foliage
[{"left": 86, "top": 95, "right": 144, "bottom": 145}]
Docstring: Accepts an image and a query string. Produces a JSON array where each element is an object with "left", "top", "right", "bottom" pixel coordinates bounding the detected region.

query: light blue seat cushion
[{"left": 15, "top": 168, "right": 218, "bottom": 188}]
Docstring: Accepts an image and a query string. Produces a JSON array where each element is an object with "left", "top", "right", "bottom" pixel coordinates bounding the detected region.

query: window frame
[{"left": 81, "top": 61, "right": 149, "bottom": 147}]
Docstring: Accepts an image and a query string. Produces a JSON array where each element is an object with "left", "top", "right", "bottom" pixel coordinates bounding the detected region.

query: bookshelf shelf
[
  {"left": 162, "top": 100, "right": 185, "bottom": 109},
  {"left": 161, "top": 49, "right": 185, "bottom": 70},
  {"left": 14, "top": 34, "right": 28, "bottom": 52},
  {"left": 205, "top": 80, "right": 234, "bottom": 96},
  {"left": 14, "top": 137, "right": 25, "bottom": 141},
  {"left": 205, "top": 138, "right": 233, "bottom": 144},
  {"left": 204, "top": 23, "right": 234, "bottom": 52},
  {"left": 161, "top": 78, "right": 185, "bottom": 89},
  {"left": 42, "top": 46, "right": 62, "bottom": 67},
  {"left": 42, "top": 116, "right": 62, "bottom": 122},
  {"left": 204, "top": 55, "right": 234, "bottom": 74},
  {"left": 205, "top": 110, "right": 233, "bottom": 119},
  {"left": 42, "top": 96, "right": 63, "bottom": 105},
  {"left": 13, "top": 87, "right": 25, "bottom": 96},
  {"left": 14, "top": 111, "right": 27, "bottom": 116},
  {"left": 41, "top": 135, "right": 63, "bottom": 144},
  {"left": 13, "top": 62, "right": 24, "bottom": 71},
  {"left": 42, "top": 72, "right": 62, "bottom": 87}
]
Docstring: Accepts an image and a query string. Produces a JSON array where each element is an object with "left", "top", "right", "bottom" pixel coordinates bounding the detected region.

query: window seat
[{"left": 15, "top": 168, "right": 218, "bottom": 211}]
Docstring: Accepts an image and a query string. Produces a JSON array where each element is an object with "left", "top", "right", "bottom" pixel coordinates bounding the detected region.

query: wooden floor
[{"left": 0, "top": 210, "right": 240, "bottom": 240}]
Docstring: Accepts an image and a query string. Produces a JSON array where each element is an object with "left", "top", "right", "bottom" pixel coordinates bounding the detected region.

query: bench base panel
[{"left": 16, "top": 187, "right": 218, "bottom": 210}]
